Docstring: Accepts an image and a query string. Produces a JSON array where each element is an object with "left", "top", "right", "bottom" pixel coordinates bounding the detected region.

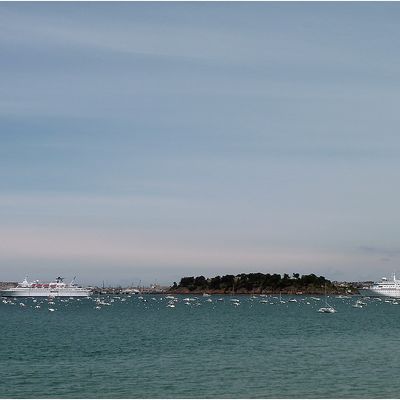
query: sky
[{"left": 1, "top": 2, "right": 400, "bottom": 286}]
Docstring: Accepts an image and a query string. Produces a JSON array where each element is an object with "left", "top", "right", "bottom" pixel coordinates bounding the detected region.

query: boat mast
[{"left": 325, "top": 283, "right": 328, "bottom": 307}]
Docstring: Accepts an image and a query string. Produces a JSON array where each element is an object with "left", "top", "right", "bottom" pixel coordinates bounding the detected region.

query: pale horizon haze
[{"left": 2, "top": 2, "right": 400, "bottom": 286}]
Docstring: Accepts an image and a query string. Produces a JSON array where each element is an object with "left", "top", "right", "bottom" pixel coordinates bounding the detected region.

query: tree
[
  {"left": 194, "top": 275, "right": 207, "bottom": 289},
  {"left": 209, "top": 276, "right": 221, "bottom": 290},
  {"left": 179, "top": 277, "right": 195, "bottom": 287},
  {"left": 269, "top": 273, "right": 282, "bottom": 289}
]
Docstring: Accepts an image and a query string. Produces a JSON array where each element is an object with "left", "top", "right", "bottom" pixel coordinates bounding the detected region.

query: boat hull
[
  {"left": 358, "top": 288, "right": 400, "bottom": 298},
  {"left": 0, "top": 288, "right": 91, "bottom": 297}
]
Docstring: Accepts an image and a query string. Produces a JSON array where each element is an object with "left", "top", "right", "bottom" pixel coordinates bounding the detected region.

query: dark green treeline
[{"left": 171, "top": 273, "right": 334, "bottom": 293}]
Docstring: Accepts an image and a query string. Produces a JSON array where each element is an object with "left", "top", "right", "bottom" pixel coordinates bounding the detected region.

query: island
[{"left": 169, "top": 273, "right": 356, "bottom": 295}]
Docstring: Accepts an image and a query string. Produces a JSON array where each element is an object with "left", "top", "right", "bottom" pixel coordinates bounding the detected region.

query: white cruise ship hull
[
  {"left": 0, "top": 288, "right": 91, "bottom": 297},
  {"left": 358, "top": 288, "right": 400, "bottom": 298}
]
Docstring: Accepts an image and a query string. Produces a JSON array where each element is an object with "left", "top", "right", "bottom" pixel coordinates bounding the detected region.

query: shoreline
[{"left": 166, "top": 288, "right": 358, "bottom": 296}]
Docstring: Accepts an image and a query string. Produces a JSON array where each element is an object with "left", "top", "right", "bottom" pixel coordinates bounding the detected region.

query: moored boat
[{"left": 318, "top": 284, "right": 337, "bottom": 313}]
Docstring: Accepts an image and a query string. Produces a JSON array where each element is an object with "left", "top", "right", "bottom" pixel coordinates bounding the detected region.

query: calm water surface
[{"left": 1, "top": 294, "right": 399, "bottom": 398}]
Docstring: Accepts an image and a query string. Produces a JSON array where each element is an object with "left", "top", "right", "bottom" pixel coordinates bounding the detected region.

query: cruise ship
[
  {"left": 0, "top": 277, "right": 91, "bottom": 298},
  {"left": 358, "top": 274, "right": 400, "bottom": 298}
]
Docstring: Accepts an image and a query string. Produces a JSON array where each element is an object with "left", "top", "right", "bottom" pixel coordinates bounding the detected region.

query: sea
[{"left": 1, "top": 294, "right": 400, "bottom": 398}]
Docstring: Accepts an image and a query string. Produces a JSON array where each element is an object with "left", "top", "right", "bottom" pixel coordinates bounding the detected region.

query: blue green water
[{"left": 1, "top": 294, "right": 400, "bottom": 398}]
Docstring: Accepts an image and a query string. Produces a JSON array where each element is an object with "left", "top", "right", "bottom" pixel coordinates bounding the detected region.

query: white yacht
[
  {"left": 358, "top": 274, "right": 400, "bottom": 298},
  {"left": 0, "top": 277, "right": 91, "bottom": 297}
]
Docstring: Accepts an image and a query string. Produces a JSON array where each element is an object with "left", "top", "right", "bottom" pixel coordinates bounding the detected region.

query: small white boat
[
  {"left": 318, "top": 306, "right": 336, "bottom": 313},
  {"left": 318, "top": 285, "right": 336, "bottom": 313},
  {"left": 96, "top": 300, "right": 111, "bottom": 306}
]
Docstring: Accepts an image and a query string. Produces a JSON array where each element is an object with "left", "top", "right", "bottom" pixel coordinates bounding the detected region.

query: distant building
[{"left": 0, "top": 282, "right": 18, "bottom": 290}]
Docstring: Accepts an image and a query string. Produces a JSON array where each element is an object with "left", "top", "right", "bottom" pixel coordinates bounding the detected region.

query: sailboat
[
  {"left": 229, "top": 280, "right": 240, "bottom": 305},
  {"left": 318, "top": 284, "right": 337, "bottom": 313},
  {"left": 279, "top": 291, "right": 286, "bottom": 304}
]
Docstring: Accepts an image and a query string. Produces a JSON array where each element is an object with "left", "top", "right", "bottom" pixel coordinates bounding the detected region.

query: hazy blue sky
[{"left": 2, "top": 2, "right": 400, "bottom": 285}]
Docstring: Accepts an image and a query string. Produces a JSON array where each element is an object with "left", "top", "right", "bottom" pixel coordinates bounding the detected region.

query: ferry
[
  {"left": 0, "top": 277, "right": 91, "bottom": 298},
  {"left": 358, "top": 274, "right": 400, "bottom": 298}
]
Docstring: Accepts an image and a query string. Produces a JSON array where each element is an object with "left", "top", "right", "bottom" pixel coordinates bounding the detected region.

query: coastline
[{"left": 167, "top": 287, "right": 357, "bottom": 296}]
